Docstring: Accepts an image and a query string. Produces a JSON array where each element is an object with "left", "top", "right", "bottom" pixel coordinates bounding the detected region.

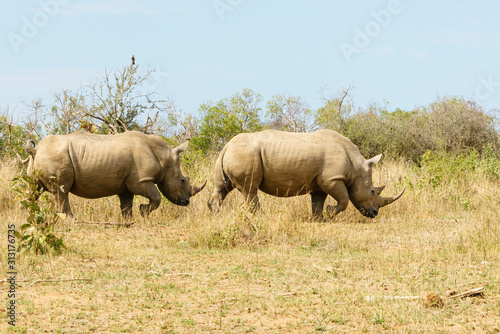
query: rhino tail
[{"left": 217, "top": 145, "right": 232, "bottom": 190}]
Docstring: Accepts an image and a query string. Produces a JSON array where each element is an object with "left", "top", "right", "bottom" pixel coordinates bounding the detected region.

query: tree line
[{"left": 1, "top": 65, "right": 499, "bottom": 164}]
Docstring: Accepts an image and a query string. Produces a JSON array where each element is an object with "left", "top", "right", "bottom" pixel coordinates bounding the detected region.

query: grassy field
[{"left": 0, "top": 154, "right": 499, "bottom": 333}]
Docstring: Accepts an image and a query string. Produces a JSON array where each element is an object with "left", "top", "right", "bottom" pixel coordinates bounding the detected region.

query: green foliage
[
  {"left": 48, "top": 91, "right": 89, "bottom": 134},
  {"left": 418, "top": 148, "right": 500, "bottom": 188},
  {"left": 5, "top": 77, "right": 500, "bottom": 167},
  {"left": 12, "top": 174, "right": 66, "bottom": 255},
  {"left": 479, "top": 145, "right": 500, "bottom": 179},
  {"left": 0, "top": 115, "right": 32, "bottom": 158},
  {"left": 314, "top": 95, "right": 353, "bottom": 133},
  {"left": 335, "top": 96, "right": 499, "bottom": 163},
  {"left": 344, "top": 107, "right": 428, "bottom": 162},
  {"left": 194, "top": 88, "right": 262, "bottom": 152},
  {"left": 265, "top": 94, "right": 311, "bottom": 132}
]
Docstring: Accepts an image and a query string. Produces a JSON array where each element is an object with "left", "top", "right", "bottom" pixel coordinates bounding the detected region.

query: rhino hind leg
[
  {"left": 239, "top": 170, "right": 263, "bottom": 213},
  {"left": 207, "top": 177, "right": 234, "bottom": 211},
  {"left": 310, "top": 192, "right": 327, "bottom": 220},
  {"left": 243, "top": 190, "right": 260, "bottom": 213},
  {"left": 118, "top": 192, "right": 134, "bottom": 218},
  {"left": 126, "top": 181, "right": 161, "bottom": 217}
]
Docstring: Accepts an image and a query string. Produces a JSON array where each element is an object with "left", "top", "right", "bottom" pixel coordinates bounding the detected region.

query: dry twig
[
  {"left": 25, "top": 278, "right": 92, "bottom": 289},
  {"left": 446, "top": 287, "right": 484, "bottom": 299},
  {"left": 82, "top": 221, "right": 135, "bottom": 227}
]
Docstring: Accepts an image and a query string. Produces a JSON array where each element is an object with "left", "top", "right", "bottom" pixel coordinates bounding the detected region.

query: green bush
[
  {"left": 0, "top": 115, "right": 34, "bottom": 159},
  {"left": 12, "top": 174, "right": 66, "bottom": 255},
  {"left": 194, "top": 89, "right": 262, "bottom": 153},
  {"left": 338, "top": 96, "right": 499, "bottom": 164},
  {"left": 418, "top": 148, "right": 500, "bottom": 188}
]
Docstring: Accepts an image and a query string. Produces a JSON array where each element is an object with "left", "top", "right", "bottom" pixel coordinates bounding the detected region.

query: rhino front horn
[
  {"left": 378, "top": 188, "right": 405, "bottom": 208},
  {"left": 191, "top": 180, "right": 207, "bottom": 196}
]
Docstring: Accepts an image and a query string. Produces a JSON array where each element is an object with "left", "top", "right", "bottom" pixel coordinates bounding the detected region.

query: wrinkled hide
[
  {"left": 208, "top": 129, "right": 404, "bottom": 219},
  {"left": 28, "top": 131, "right": 205, "bottom": 218}
]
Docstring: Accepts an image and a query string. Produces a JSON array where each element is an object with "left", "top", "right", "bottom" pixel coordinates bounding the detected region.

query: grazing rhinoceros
[
  {"left": 207, "top": 129, "right": 404, "bottom": 219},
  {"left": 27, "top": 131, "right": 206, "bottom": 218}
]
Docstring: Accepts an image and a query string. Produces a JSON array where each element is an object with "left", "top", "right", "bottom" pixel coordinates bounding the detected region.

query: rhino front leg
[
  {"left": 310, "top": 192, "right": 327, "bottom": 220},
  {"left": 321, "top": 180, "right": 349, "bottom": 218},
  {"left": 127, "top": 181, "right": 161, "bottom": 217},
  {"left": 118, "top": 192, "right": 134, "bottom": 218},
  {"left": 44, "top": 177, "right": 74, "bottom": 218}
]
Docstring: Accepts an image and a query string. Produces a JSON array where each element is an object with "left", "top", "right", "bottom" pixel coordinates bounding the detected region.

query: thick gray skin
[
  {"left": 207, "top": 129, "right": 404, "bottom": 219},
  {"left": 27, "top": 131, "right": 206, "bottom": 218}
]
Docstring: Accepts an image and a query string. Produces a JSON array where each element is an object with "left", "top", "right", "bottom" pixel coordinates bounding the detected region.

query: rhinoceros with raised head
[
  {"left": 207, "top": 129, "right": 404, "bottom": 219},
  {"left": 27, "top": 131, "right": 206, "bottom": 218}
]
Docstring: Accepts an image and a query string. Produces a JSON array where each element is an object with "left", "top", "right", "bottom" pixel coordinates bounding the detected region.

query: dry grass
[{"left": 0, "top": 155, "right": 499, "bottom": 333}]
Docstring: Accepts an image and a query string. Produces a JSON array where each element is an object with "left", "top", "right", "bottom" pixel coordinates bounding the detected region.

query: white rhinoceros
[
  {"left": 27, "top": 131, "right": 206, "bottom": 218},
  {"left": 207, "top": 129, "right": 404, "bottom": 219}
]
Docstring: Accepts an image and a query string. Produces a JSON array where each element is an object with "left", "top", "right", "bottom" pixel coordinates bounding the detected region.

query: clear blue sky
[{"left": 2, "top": 0, "right": 500, "bottom": 121}]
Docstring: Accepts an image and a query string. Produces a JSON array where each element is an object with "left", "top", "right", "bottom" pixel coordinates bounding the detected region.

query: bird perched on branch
[{"left": 131, "top": 55, "right": 135, "bottom": 66}]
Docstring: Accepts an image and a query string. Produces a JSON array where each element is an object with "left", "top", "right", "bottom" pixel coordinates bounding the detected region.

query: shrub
[
  {"left": 194, "top": 89, "right": 262, "bottom": 153},
  {"left": 418, "top": 148, "right": 500, "bottom": 188},
  {"left": 344, "top": 107, "right": 430, "bottom": 162},
  {"left": 0, "top": 115, "right": 33, "bottom": 159},
  {"left": 12, "top": 174, "right": 66, "bottom": 255},
  {"left": 332, "top": 96, "right": 499, "bottom": 164},
  {"left": 265, "top": 94, "right": 312, "bottom": 132},
  {"left": 426, "top": 96, "right": 499, "bottom": 154}
]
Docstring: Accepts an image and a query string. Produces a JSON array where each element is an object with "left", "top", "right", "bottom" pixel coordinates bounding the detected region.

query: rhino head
[
  {"left": 348, "top": 154, "right": 405, "bottom": 218},
  {"left": 157, "top": 140, "right": 206, "bottom": 206}
]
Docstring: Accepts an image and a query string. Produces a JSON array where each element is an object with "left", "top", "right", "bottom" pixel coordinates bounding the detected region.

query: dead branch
[
  {"left": 116, "top": 118, "right": 129, "bottom": 132},
  {"left": 82, "top": 221, "right": 135, "bottom": 228},
  {"left": 85, "top": 113, "right": 119, "bottom": 134},
  {"left": 365, "top": 295, "right": 420, "bottom": 302},
  {"left": 275, "top": 292, "right": 297, "bottom": 297},
  {"left": 164, "top": 273, "right": 191, "bottom": 277},
  {"left": 446, "top": 287, "right": 484, "bottom": 299}
]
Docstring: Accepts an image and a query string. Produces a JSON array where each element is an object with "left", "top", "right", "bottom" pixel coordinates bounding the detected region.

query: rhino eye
[
  {"left": 181, "top": 178, "right": 186, "bottom": 183},
  {"left": 371, "top": 189, "right": 375, "bottom": 194}
]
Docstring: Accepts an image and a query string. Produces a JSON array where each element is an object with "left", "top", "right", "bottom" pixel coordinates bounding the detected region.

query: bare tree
[
  {"left": 266, "top": 94, "right": 312, "bottom": 132},
  {"left": 86, "top": 64, "right": 165, "bottom": 134},
  {"left": 24, "top": 64, "right": 168, "bottom": 136},
  {"left": 160, "top": 97, "right": 199, "bottom": 142},
  {"left": 313, "top": 84, "right": 353, "bottom": 133}
]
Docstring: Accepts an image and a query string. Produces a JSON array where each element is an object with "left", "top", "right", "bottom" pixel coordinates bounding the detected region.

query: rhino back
[
  {"left": 223, "top": 130, "right": 355, "bottom": 196},
  {"left": 35, "top": 132, "right": 161, "bottom": 198}
]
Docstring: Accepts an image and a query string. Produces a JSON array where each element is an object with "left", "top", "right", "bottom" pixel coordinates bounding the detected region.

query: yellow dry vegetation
[{"left": 0, "top": 155, "right": 499, "bottom": 333}]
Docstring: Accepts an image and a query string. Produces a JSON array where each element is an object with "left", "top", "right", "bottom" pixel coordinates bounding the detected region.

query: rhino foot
[
  {"left": 326, "top": 204, "right": 345, "bottom": 217},
  {"left": 139, "top": 204, "right": 151, "bottom": 217}
]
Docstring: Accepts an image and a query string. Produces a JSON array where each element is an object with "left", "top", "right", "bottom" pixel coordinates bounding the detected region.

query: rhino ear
[
  {"left": 366, "top": 154, "right": 383, "bottom": 167},
  {"left": 173, "top": 140, "right": 189, "bottom": 156}
]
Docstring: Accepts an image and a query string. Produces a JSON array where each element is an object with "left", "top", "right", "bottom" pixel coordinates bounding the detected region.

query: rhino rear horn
[
  {"left": 374, "top": 185, "right": 386, "bottom": 195},
  {"left": 378, "top": 188, "right": 405, "bottom": 208},
  {"left": 191, "top": 180, "right": 207, "bottom": 196}
]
